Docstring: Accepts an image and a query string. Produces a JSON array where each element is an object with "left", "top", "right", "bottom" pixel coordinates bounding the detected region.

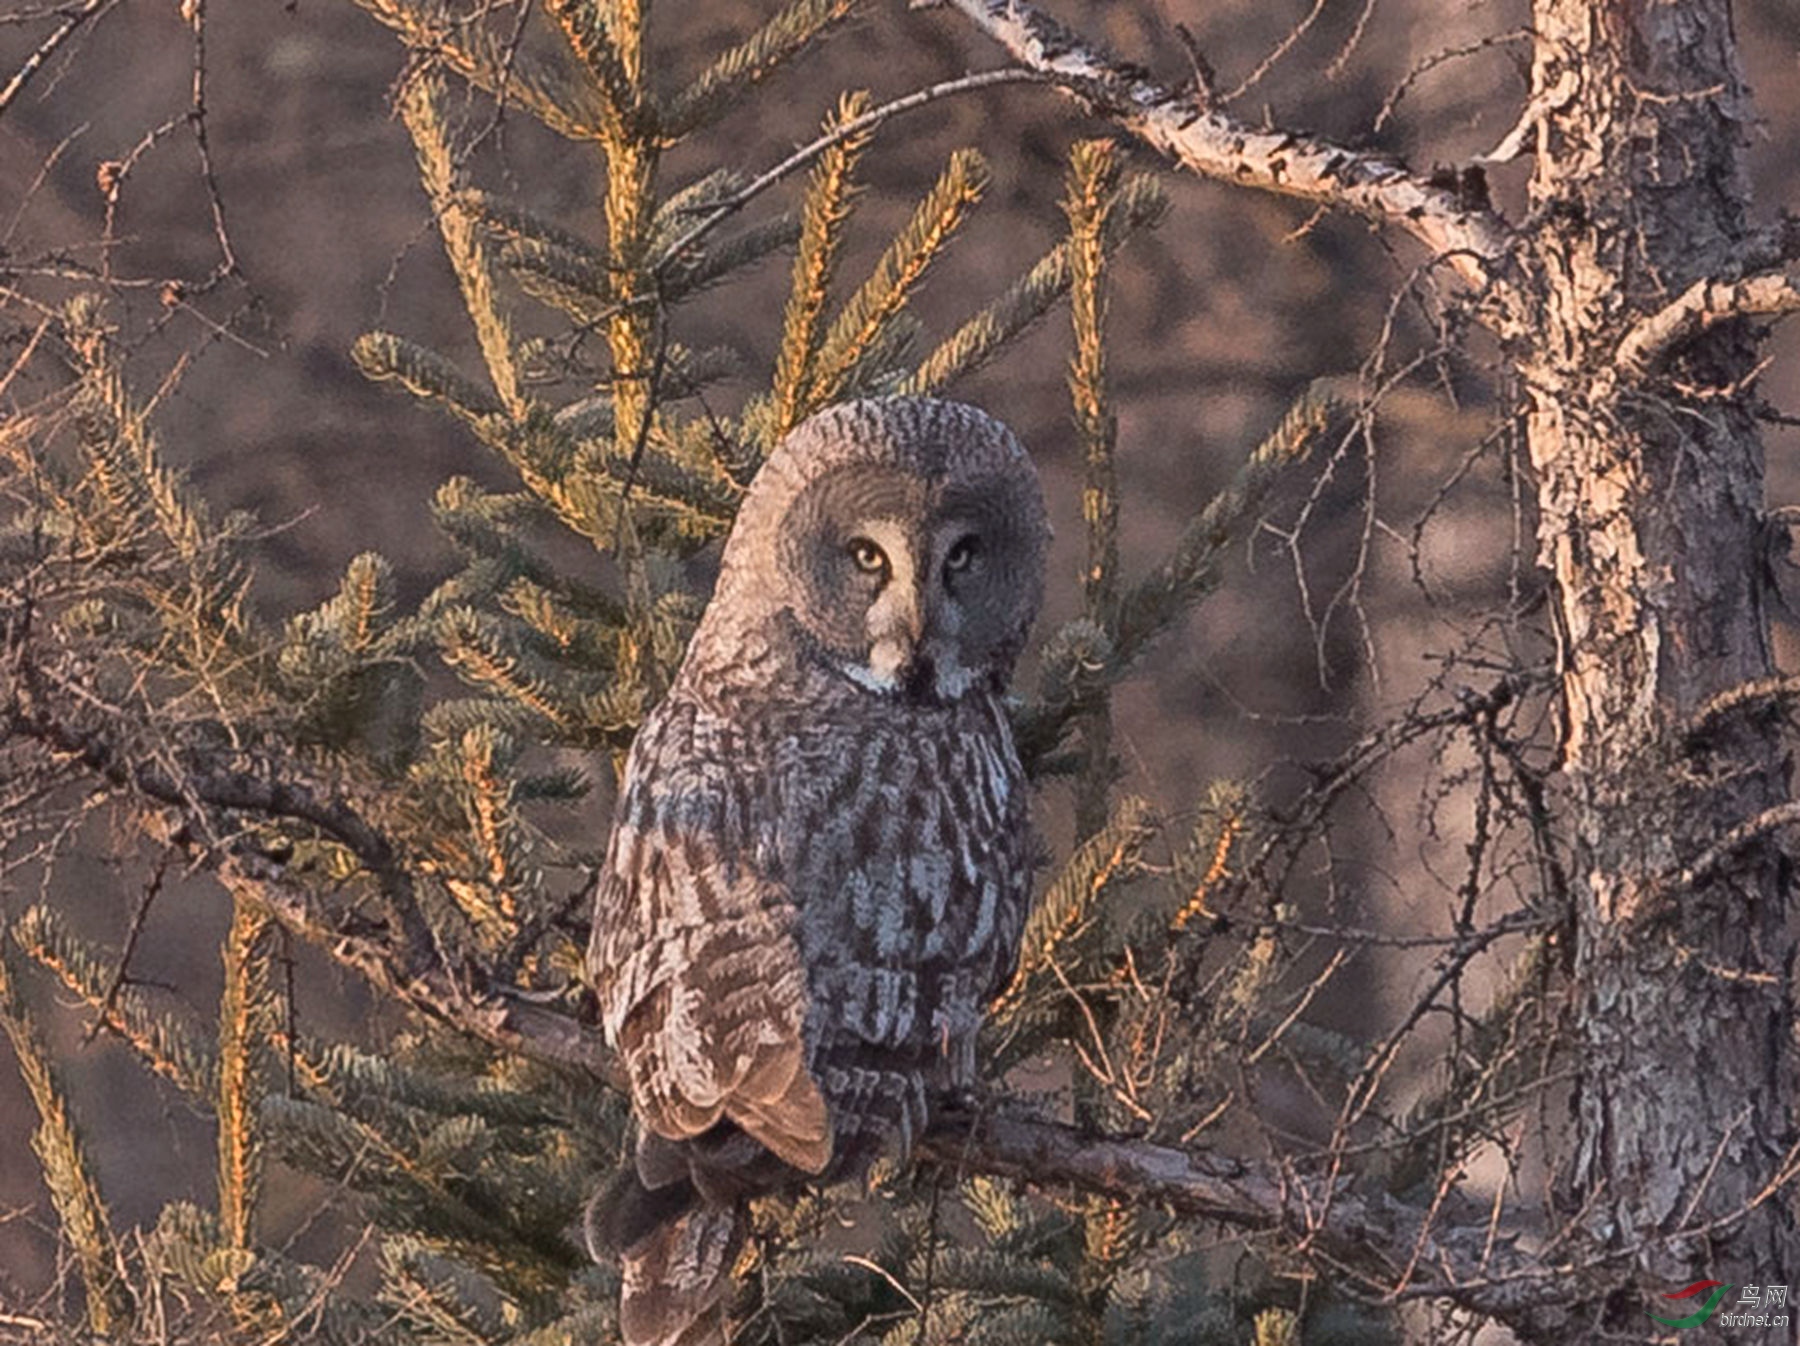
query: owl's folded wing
[{"left": 593, "top": 816, "right": 831, "bottom": 1178}]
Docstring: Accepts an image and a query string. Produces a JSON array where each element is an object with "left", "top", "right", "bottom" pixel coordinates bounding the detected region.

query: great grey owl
[{"left": 586, "top": 396, "right": 1048, "bottom": 1346}]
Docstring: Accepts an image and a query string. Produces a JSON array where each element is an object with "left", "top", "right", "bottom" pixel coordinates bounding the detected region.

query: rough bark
[{"left": 1520, "top": 2, "right": 1799, "bottom": 1333}]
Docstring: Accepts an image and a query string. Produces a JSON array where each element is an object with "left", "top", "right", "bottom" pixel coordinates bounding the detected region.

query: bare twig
[
  {"left": 79, "top": 847, "right": 172, "bottom": 1045},
  {"left": 0, "top": 0, "right": 109, "bottom": 120},
  {"left": 182, "top": 0, "right": 239, "bottom": 289},
  {"left": 1218, "top": 0, "right": 1326, "bottom": 103},
  {"left": 654, "top": 67, "right": 1046, "bottom": 275}
]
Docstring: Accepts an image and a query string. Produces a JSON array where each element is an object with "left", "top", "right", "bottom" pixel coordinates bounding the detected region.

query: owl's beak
[
  {"left": 899, "top": 650, "right": 939, "bottom": 705},
  {"left": 865, "top": 575, "right": 926, "bottom": 692}
]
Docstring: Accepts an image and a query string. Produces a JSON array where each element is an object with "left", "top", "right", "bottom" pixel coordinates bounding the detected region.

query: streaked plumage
[{"left": 588, "top": 397, "right": 1047, "bottom": 1346}]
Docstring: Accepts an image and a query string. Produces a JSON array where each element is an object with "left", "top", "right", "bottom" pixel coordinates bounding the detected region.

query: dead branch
[
  {"left": 1685, "top": 673, "right": 1800, "bottom": 743},
  {"left": 924, "top": 0, "right": 1512, "bottom": 290},
  {"left": 1671, "top": 800, "right": 1800, "bottom": 891},
  {"left": 1616, "top": 272, "right": 1800, "bottom": 375},
  {"left": 218, "top": 854, "right": 613, "bottom": 1081},
  {"left": 2, "top": 680, "right": 440, "bottom": 977},
  {"left": 0, "top": 0, "right": 110, "bottom": 120}
]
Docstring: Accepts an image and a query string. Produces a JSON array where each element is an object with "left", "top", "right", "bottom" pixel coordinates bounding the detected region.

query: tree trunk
[{"left": 1523, "top": 1, "right": 1798, "bottom": 1331}]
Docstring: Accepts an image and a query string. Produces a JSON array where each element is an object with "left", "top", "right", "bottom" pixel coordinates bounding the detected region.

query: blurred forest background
[{"left": 4, "top": 0, "right": 1800, "bottom": 1340}]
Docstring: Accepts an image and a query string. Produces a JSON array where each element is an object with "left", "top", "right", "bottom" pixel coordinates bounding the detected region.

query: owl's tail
[{"left": 589, "top": 1170, "right": 744, "bottom": 1346}]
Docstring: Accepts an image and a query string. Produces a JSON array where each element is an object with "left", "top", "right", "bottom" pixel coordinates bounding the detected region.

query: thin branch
[
  {"left": 1685, "top": 673, "right": 1800, "bottom": 743},
  {"left": 927, "top": 0, "right": 1512, "bottom": 290},
  {"left": 1671, "top": 801, "right": 1800, "bottom": 891},
  {"left": 79, "top": 847, "right": 171, "bottom": 1045},
  {"left": 653, "top": 67, "right": 1045, "bottom": 275},
  {"left": 1615, "top": 272, "right": 1800, "bottom": 375},
  {"left": 1218, "top": 0, "right": 1326, "bottom": 103},
  {"left": 0, "top": 0, "right": 109, "bottom": 120},
  {"left": 182, "top": 0, "right": 239, "bottom": 288}
]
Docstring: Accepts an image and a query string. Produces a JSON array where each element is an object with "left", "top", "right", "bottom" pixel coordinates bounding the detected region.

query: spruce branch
[
  {"left": 1065, "top": 138, "right": 1121, "bottom": 843},
  {"left": 220, "top": 853, "right": 607, "bottom": 1079},
  {"left": 503, "top": 237, "right": 611, "bottom": 326},
  {"left": 436, "top": 606, "right": 594, "bottom": 734},
  {"left": 770, "top": 90, "right": 876, "bottom": 441},
  {"left": 353, "top": 333, "right": 508, "bottom": 426},
  {"left": 653, "top": 68, "right": 1045, "bottom": 277},
  {"left": 992, "top": 796, "right": 1154, "bottom": 1024},
  {"left": 664, "top": 0, "right": 859, "bottom": 138},
  {"left": 380, "top": 1235, "right": 523, "bottom": 1344},
  {"left": 1112, "top": 380, "right": 1344, "bottom": 659},
  {"left": 903, "top": 173, "right": 1166, "bottom": 395},
  {"left": 807, "top": 147, "right": 989, "bottom": 407},
  {"left": 217, "top": 899, "right": 274, "bottom": 1254},
  {"left": 401, "top": 71, "right": 528, "bottom": 419},
  {"left": 4, "top": 697, "right": 1579, "bottom": 1333},
  {"left": 1019, "top": 382, "right": 1345, "bottom": 766},
  {"left": 572, "top": 433, "right": 741, "bottom": 532},
  {"left": 660, "top": 212, "right": 801, "bottom": 307},
  {"left": 11, "top": 902, "right": 215, "bottom": 1095},
  {"left": 0, "top": 938, "right": 129, "bottom": 1334},
  {"left": 543, "top": 0, "right": 646, "bottom": 143},
  {"left": 462, "top": 190, "right": 609, "bottom": 268},
  {"left": 350, "top": 0, "right": 606, "bottom": 140}
]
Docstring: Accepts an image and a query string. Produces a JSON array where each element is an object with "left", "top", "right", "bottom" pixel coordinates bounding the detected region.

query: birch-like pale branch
[
  {"left": 1615, "top": 272, "right": 1800, "bottom": 375},
  {"left": 926, "top": 0, "right": 1513, "bottom": 291}
]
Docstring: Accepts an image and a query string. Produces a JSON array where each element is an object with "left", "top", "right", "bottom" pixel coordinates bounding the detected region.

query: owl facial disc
[
  {"left": 704, "top": 396, "right": 1049, "bottom": 708},
  {"left": 834, "top": 516, "right": 982, "bottom": 705}
]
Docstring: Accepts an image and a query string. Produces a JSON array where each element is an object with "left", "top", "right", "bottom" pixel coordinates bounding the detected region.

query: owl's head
[{"left": 709, "top": 397, "right": 1049, "bottom": 705}]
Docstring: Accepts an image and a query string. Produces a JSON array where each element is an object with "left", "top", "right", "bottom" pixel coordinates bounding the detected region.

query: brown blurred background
[{"left": 3, "top": 0, "right": 1799, "bottom": 1315}]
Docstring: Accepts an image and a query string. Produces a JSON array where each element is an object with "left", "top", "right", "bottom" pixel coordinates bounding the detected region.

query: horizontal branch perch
[
  {"left": 926, "top": 0, "right": 1512, "bottom": 290},
  {"left": 919, "top": 1108, "right": 1577, "bottom": 1327}
]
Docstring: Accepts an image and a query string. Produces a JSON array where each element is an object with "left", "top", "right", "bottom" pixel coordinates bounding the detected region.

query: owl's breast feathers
[{"left": 590, "top": 679, "right": 1030, "bottom": 1184}]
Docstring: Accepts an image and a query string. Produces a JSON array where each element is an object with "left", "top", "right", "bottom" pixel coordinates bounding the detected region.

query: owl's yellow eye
[
  {"left": 848, "top": 537, "right": 889, "bottom": 575},
  {"left": 944, "top": 535, "right": 978, "bottom": 574}
]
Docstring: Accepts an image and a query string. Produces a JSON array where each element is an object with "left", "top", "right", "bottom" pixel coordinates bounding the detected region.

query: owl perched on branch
[{"left": 587, "top": 397, "right": 1048, "bottom": 1346}]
